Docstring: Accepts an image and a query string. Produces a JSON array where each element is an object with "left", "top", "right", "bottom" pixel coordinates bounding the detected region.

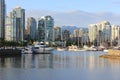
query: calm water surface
[{"left": 0, "top": 50, "right": 120, "bottom": 80}]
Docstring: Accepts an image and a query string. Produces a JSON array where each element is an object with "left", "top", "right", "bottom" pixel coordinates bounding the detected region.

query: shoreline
[
  {"left": 100, "top": 49, "right": 120, "bottom": 59},
  {"left": 100, "top": 54, "right": 120, "bottom": 59},
  {"left": 0, "top": 49, "right": 21, "bottom": 57}
]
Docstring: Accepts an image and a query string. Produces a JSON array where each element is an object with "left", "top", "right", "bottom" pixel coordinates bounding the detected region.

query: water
[{"left": 0, "top": 50, "right": 120, "bottom": 80}]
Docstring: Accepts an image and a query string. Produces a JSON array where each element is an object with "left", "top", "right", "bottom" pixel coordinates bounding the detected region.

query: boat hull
[{"left": 33, "top": 48, "right": 54, "bottom": 54}]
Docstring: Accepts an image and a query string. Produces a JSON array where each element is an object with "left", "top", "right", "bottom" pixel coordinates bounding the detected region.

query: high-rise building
[
  {"left": 88, "top": 24, "right": 98, "bottom": 44},
  {"left": 38, "top": 16, "right": 54, "bottom": 44},
  {"left": 5, "top": 6, "right": 25, "bottom": 42},
  {"left": 53, "top": 26, "right": 62, "bottom": 41},
  {"left": 111, "top": 25, "right": 120, "bottom": 46},
  {"left": 73, "top": 29, "right": 80, "bottom": 46},
  {"left": 26, "top": 17, "right": 37, "bottom": 40},
  {"left": 74, "top": 30, "right": 79, "bottom": 37},
  {"left": 79, "top": 29, "right": 85, "bottom": 37},
  {"left": 97, "top": 21, "right": 111, "bottom": 44},
  {"left": 0, "top": 0, "right": 6, "bottom": 39},
  {"left": 12, "top": 6, "right": 25, "bottom": 41},
  {"left": 88, "top": 21, "right": 111, "bottom": 46},
  {"left": 5, "top": 12, "right": 14, "bottom": 41},
  {"left": 80, "top": 29, "right": 89, "bottom": 46},
  {"left": 63, "top": 30, "right": 70, "bottom": 41},
  {"left": 74, "top": 29, "right": 86, "bottom": 37}
]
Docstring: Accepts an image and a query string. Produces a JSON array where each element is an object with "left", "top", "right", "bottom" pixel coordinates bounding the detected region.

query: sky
[
  {"left": 5, "top": 0, "right": 120, "bottom": 27},
  {"left": 6, "top": 0, "right": 120, "bottom": 13}
]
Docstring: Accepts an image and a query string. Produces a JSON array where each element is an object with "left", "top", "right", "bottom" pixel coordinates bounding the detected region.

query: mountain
[
  {"left": 61, "top": 26, "right": 80, "bottom": 34},
  {"left": 61, "top": 26, "right": 88, "bottom": 34}
]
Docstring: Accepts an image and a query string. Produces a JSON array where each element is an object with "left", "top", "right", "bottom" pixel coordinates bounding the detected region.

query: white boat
[
  {"left": 97, "top": 45, "right": 105, "bottom": 51},
  {"left": 57, "top": 47, "right": 67, "bottom": 51},
  {"left": 32, "top": 44, "right": 54, "bottom": 54},
  {"left": 22, "top": 48, "right": 33, "bottom": 54},
  {"left": 84, "top": 45, "right": 89, "bottom": 49},
  {"left": 89, "top": 45, "right": 97, "bottom": 51},
  {"left": 68, "top": 45, "right": 80, "bottom": 51},
  {"left": 21, "top": 46, "right": 33, "bottom": 54},
  {"left": 103, "top": 49, "right": 108, "bottom": 52},
  {"left": 83, "top": 45, "right": 97, "bottom": 51},
  {"left": 83, "top": 45, "right": 90, "bottom": 51}
]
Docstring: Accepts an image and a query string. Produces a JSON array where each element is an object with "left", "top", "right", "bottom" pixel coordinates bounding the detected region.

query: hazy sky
[
  {"left": 6, "top": 0, "right": 120, "bottom": 13},
  {"left": 5, "top": 0, "right": 120, "bottom": 27}
]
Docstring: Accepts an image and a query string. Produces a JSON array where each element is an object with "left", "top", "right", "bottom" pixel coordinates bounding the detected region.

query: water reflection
[
  {"left": 0, "top": 57, "right": 21, "bottom": 68},
  {"left": 21, "top": 54, "right": 54, "bottom": 68},
  {"left": 0, "top": 51, "right": 120, "bottom": 80},
  {"left": 0, "top": 51, "right": 120, "bottom": 69}
]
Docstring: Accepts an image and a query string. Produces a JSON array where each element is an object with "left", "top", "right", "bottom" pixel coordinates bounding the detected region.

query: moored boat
[
  {"left": 103, "top": 49, "right": 108, "bottom": 52},
  {"left": 57, "top": 47, "right": 67, "bottom": 51},
  {"left": 32, "top": 43, "right": 54, "bottom": 54},
  {"left": 68, "top": 45, "right": 80, "bottom": 51},
  {"left": 21, "top": 45, "right": 33, "bottom": 54}
]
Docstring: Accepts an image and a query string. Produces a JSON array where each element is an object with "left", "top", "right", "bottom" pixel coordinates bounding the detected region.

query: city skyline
[{"left": 5, "top": 0, "right": 120, "bottom": 27}]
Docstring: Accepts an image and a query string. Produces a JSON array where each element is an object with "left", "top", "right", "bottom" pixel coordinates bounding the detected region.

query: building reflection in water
[
  {"left": 0, "top": 51, "right": 120, "bottom": 69},
  {"left": 21, "top": 54, "right": 54, "bottom": 68},
  {"left": 0, "top": 57, "right": 21, "bottom": 68}
]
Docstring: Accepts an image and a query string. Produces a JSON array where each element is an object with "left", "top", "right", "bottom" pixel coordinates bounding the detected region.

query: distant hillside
[
  {"left": 61, "top": 26, "right": 88, "bottom": 34},
  {"left": 61, "top": 26, "right": 80, "bottom": 34}
]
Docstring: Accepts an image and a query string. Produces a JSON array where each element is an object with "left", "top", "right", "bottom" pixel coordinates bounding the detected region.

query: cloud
[
  {"left": 114, "top": 1, "right": 120, "bottom": 4},
  {"left": 112, "top": 1, "right": 120, "bottom": 5},
  {"left": 26, "top": 9, "right": 120, "bottom": 27}
]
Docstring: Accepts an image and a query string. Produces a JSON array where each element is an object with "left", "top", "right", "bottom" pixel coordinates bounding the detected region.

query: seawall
[{"left": 0, "top": 49, "right": 21, "bottom": 57}]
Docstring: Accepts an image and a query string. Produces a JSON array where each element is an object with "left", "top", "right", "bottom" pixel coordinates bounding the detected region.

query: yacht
[{"left": 32, "top": 43, "right": 54, "bottom": 54}]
